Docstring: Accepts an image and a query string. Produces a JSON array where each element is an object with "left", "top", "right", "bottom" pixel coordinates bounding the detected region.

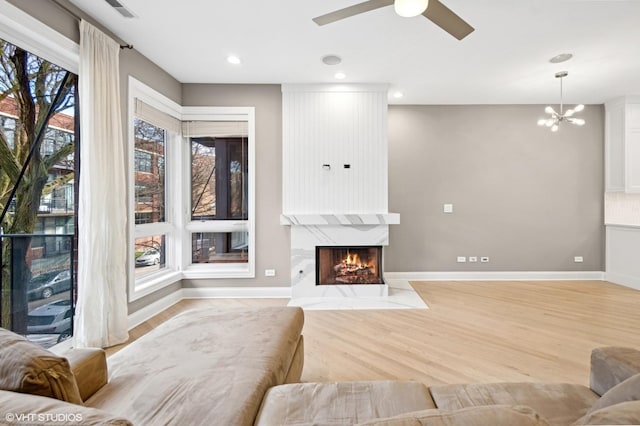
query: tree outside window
[{"left": 0, "top": 38, "right": 77, "bottom": 339}]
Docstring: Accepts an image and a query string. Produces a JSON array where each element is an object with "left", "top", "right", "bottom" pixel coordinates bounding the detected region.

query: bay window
[{"left": 129, "top": 78, "right": 255, "bottom": 299}]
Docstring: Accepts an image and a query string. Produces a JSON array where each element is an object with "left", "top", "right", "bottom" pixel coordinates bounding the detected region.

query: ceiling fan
[{"left": 312, "top": 0, "right": 474, "bottom": 40}]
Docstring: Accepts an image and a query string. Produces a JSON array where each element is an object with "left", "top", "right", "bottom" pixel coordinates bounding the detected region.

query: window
[
  {"left": 128, "top": 78, "right": 256, "bottom": 296},
  {"left": 134, "top": 119, "right": 166, "bottom": 224},
  {"left": 191, "top": 137, "right": 248, "bottom": 221},
  {"left": 0, "top": 27, "right": 78, "bottom": 348},
  {"left": 134, "top": 235, "right": 166, "bottom": 277},
  {"left": 128, "top": 78, "right": 182, "bottom": 300},
  {"left": 191, "top": 232, "right": 248, "bottom": 264},
  {"left": 183, "top": 113, "right": 255, "bottom": 278}
]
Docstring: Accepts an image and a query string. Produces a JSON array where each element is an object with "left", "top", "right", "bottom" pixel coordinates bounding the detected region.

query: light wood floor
[{"left": 107, "top": 280, "right": 640, "bottom": 387}]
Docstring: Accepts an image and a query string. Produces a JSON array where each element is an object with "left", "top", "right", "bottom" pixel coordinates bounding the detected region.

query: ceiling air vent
[{"left": 105, "top": 0, "right": 136, "bottom": 18}]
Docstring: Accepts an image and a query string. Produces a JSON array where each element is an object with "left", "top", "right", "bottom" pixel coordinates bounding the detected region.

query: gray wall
[
  {"left": 182, "top": 84, "right": 290, "bottom": 288},
  {"left": 386, "top": 105, "right": 605, "bottom": 272}
]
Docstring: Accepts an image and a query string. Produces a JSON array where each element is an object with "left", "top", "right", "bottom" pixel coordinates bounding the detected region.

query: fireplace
[{"left": 316, "top": 246, "right": 384, "bottom": 285}]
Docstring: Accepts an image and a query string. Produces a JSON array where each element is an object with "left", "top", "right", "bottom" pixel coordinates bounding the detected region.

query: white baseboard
[
  {"left": 182, "top": 286, "right": 292, "bottom": 299},
  {"left": 606, "top": 272, "right": 640, "bottom": 291},
  {"left": 384, "top": 271, "right": 606, "bottom": 281},
  {"left": 127, "top": 289, "right": 184, "bottom": 329}
]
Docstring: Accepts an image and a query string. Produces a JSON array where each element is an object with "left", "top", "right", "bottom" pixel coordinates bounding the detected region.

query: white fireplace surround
[
  {"left": 282, "top": 214, "right": 399, "bottom": 298},
  {"left": 281, "top": 84, "right": 400, "bottom": 299}
]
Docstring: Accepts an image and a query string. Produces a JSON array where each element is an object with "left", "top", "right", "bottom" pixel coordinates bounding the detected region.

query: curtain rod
[{"left": 49, "top": 0, "right": 133, "bottom": 50}]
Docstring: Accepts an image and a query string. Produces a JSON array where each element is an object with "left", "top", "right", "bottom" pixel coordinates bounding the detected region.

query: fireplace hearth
[{"left": 316, "top": 246, "right": 383, "bottom": 285}]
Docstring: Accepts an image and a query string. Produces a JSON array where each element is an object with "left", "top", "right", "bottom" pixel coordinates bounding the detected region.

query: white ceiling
[{"left": 68, "top": 0, "right": 640, "bottom": 105}]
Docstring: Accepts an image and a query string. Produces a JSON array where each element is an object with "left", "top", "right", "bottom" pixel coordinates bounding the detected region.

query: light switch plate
[{"left": 443, "top": 203, "right": 454, "bottom": 213}]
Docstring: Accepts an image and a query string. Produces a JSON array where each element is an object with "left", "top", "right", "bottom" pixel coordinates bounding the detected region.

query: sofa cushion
[
  {"left": 85, "top": 307, "right": 304, "bottom": 426},
  {"left": 255, "top": 381, "right": 436, "bottom": 425},
  {"left": 356, "top": 405, "right": 550, "bottom": 426},
  {"left": 587, "top": 373, "right": 640, "bottom": 413},
  {"left": 0, "top": 389, "right": 132, "bottom": 425},
  {"left": 590, "top": 346, "right": 640, "bottom": 396},
  {"left": 0, "top": 328, "right": 82, "bottom": 404},
  {"left": 430, "top": 382, "right": 598, "bottom": 426},
  {"left": 573, "top": 401, "right": 640, "bottom": 425}
]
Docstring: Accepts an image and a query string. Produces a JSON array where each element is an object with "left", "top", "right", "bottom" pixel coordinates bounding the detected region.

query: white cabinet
[{"left": 605, "top": 97, "right": 640, "bottom": 193}]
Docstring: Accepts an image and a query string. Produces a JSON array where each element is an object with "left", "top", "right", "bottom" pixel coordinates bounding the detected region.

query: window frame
[
  {"left": 0, "top": 0, "right": 80, "bottom": 350},
  {"left": 128, "top": 78, "right": 183, "bottom": 301},
  {"left": 182, "top": 107, "right": 256, "bottom": 279},
  {"left": 128, "top": 79, "right": 257, "bottom": 299},
  {"left": 0, "top": 1, "right": 78, "bottom": 74}
]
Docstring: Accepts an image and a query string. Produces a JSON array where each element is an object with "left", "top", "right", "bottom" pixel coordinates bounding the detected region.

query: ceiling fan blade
[
  {"left": 313, "top": 0, "right": 394, "bottom": 26},
  {"left": 422, "top": 0, "right": 474, "bottom": 40}
]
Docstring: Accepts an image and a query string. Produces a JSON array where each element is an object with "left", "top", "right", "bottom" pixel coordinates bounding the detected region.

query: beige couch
[
  {"left": 254, "top": 346, "right": 640, "bottom": 426},
  {"left": 0, "top": 306, "right": 304, "bottom": 425}
]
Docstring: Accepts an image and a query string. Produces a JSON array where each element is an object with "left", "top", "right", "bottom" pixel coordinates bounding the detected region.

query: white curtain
[{"left": 74, "top": 20, "right": 128, "bottom": 348}]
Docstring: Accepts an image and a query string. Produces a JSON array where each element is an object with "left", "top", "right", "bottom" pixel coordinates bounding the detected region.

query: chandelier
[{"left": 537, "top": 71, "right": 585, "bottom": 132}]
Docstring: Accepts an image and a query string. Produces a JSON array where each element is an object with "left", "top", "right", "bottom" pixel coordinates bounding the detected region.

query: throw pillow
[
  {"left": 588, "top": 372, "right": 640, "bottom": 413},
  {"left": 0, "top": 390, "right": 132, "bottom": 425},
  {"left": 0, "top": 327, "right": 82, "bottom": 404}
]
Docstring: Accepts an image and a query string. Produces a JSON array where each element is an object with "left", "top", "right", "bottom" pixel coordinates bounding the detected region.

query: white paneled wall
[{"left": 282, "top": 84, "right": 389, "bottom": 214}]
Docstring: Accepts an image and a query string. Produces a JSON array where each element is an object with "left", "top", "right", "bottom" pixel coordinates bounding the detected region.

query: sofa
[
  {"left": 253, "top": 346, "right": 640, "bottom": 425},
  {"left": 0, "top": 306, "right": 304, "bottom": 425},
  {"left": 1, "top": 304, "right": 640, "bottom": 426}
]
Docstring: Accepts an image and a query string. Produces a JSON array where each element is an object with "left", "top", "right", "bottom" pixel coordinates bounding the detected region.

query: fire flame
[
  {"left": 344, "top": 252, "right": 361, "bottom": 266},
  {"left": 341, "top": 250, "right": 374, "bottom": 273}
]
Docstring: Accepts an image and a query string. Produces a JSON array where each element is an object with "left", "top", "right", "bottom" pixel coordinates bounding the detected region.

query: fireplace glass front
[{"left": 316, "top": 246, "right": 384, "bottom": 285}]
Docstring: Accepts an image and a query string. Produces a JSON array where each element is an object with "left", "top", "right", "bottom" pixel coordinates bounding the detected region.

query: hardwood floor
[{"left": 108, "top": 280, "right": 640, "bottom": 388}]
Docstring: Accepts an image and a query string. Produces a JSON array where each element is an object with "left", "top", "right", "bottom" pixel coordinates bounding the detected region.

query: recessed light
[
  {"left": 227, "top": 55, "right": 241, "bottom": 65},
  {"left": 334, "top": 72, "right": 346, "bottom": 80},
  {"left": 322, "top": 54, "right": 342, "bottom": 65},
  {"left": 549, "top": 53, "right": 573, "bottom": 64},
  {"left": 393, "top": 91, "right": 404, "bottom": 99}
]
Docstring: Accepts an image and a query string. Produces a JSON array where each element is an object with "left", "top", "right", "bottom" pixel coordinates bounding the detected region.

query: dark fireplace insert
[{"left": 316, "top": 245, "right": 384, "bottom": 285}]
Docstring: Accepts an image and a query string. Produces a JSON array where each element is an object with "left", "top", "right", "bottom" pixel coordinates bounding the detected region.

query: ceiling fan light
[
  {"left": 574, "top": 104, "right": 585, "bottom": 112},
  {"left": 551, "top": 124, "right": 559, "bottom": 132},
  {"left": 565, "top": 109, "right": 575, "bottom": 117},
  {"left": 537, "top": 119, "right": 547, "bottom": 126},
  {"left": 571, "top": 118, "right": 586, "bottom": 126},
  {"left": 545, "top": 119, "right": 555, "bottom": 127},
  {"left": 544, "top": 106, "right": 555, "bottom": 115},
  {"left": 394, "top": 0, "right": 429, "bottom": 17}
]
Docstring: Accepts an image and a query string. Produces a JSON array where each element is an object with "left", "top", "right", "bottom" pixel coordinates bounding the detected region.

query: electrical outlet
[
  {"left": 469, "top": 256, "right": 478, "bottom": 263},
  {"left": 265, "top": 269, "right": 276, "bottom": 277},
  {"left": 456, "top": 256, "right": 466, "bottom": 263},
  {"left": 574, "top": 256, "right": 584, "bottom": 263},
  {"left": 480, "top": 257, "right": 490, "bottom": 263}
]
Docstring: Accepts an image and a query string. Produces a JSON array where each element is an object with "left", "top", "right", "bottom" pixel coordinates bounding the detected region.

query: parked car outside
[
  {"left": 27, "top": 299, "right": 72, "bottom": 343},
  {"left": 27, "top": 269, "right": 71, "bottom": 300},
  {"left": 136, "top": 248, "right": 161, "bottom": 267}
]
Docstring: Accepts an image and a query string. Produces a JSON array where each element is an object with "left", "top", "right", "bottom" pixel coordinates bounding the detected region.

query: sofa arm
[
  {"left": 590, "top": 347, "right": 640, "bottom": 396},
  {"left": 64, "top": 348, "right": 108, "bottom": 402}
]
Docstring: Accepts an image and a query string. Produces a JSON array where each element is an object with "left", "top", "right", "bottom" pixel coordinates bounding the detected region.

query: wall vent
[{"left": 105, "top": 0, "right": 136, "bottom": 18}]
